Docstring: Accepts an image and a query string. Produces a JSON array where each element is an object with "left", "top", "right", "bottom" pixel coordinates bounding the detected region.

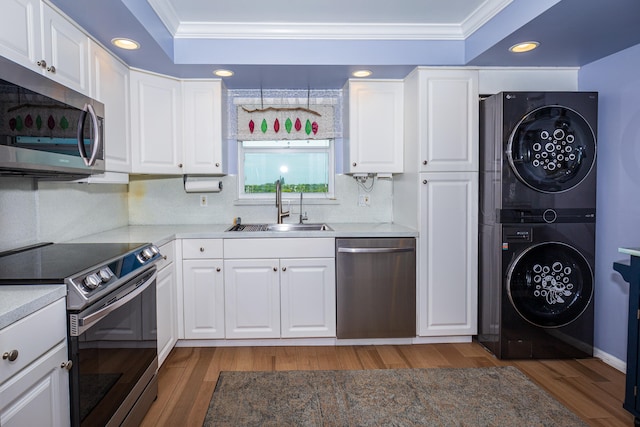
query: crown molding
[{"left": 150, "top": 0, "right": 512, "bottom": 41}]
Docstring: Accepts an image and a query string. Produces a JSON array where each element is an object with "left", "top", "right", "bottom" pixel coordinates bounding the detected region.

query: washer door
[
  {"left": 507, "top": 242, "right": 593, "bottom": 328},
  {"left": 507, "top": 105, "right": 596, "bottom": 193}
]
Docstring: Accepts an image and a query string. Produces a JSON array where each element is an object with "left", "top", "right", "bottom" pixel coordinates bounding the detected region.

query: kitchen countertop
[
  {"left": 66, "top": 223, "right": 418, "bottom": 246},
  {"left": 619, "top": 247, "right": 640, "bottom": 257},
  {"left": 1, "top": 223, "right": 416, "bottom": 331},
  {"left": 0, "top": 285, "right": 66, "bottom": 330}
]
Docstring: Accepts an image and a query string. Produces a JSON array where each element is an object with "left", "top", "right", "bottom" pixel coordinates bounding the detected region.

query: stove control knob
[
  {"left": 83, "top": 274, "right": 101, "bottom": 290},
  {"left": 98, "top": 268, "right": 112, "bottom": 282},
  {"left": 140, "top": 248, "right": 154, "bottom": 261},
  {"left": 150, "top": 245, "right": 160, "bottom": 255}
]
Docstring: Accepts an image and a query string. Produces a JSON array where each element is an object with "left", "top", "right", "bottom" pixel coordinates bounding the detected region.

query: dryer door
[
  {"left": 507, "top": 105, "right": 596, "bottom": 193},
  {"left": 507, "top": 242, "right": 593, "bottom": 327}
]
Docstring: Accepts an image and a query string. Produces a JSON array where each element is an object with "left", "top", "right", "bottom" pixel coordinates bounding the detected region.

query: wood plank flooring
[{"left": 140, "top": 342, "right": 632, "bottom": 426}]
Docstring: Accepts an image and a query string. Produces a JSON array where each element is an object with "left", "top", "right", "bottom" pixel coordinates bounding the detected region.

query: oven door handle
[{"left": 78, "top": 270, "right": 156, "bottom": 329}]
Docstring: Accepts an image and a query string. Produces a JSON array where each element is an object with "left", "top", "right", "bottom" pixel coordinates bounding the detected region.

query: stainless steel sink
[
  {"left": 267, "top": 223, "right": 332, "bottom": 232},
  {"left": 226, "top": 223, "right": 332, "bottom": 232}
]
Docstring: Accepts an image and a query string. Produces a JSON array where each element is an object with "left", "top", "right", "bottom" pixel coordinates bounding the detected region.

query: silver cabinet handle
[
  {"left": 46, "top": 65, "right": 56, "bottom": 73},
  {"left": 37, "top": 59, "right": 47, "bottom": 68},
  {"left": 61, "top": 360, "right": 73, "bottom": 370},
  {"left": 422, "top": 160, "right": 427, "bottom": 165},
  {"left": 216, "top": 267, "right": 221, "bottom": 272},
  {"left": 200, "top": 247, "right": 205, "bottom": 252},
  {"left": 338, "top": 247, "right": 414, "bottom": 254},
  {"left": 282, "top": 267, "right": 287, "bottom": 272},
  {"left": 2, "top": 350, "right": 18, "bottom": 362}
]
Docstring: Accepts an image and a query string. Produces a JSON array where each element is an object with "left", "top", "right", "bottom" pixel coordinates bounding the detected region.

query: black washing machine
[
  {"left": 480, "top": 92, "right": 598, "bottom": 225},
  {"left": 478, "top": 218, "right": 595, "bottom": 359}
]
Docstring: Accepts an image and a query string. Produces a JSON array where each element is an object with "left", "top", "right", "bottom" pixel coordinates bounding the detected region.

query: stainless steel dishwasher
[{"left": 336, "top": 238, "right": 416, "bottom": 339}]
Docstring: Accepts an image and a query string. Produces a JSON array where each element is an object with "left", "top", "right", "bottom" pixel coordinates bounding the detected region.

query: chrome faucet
[
  {"left": 275, "top": 179, "right": 289, "bottom": 224},
  {"left": 299, "top": 192, "right": 308, "bottom": 224}
]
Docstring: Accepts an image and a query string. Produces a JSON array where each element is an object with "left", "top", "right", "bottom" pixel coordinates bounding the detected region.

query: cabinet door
[
  {"left": 90, "top": 41, "right": 131, "bottom": 172},
  {"left": 41, "top": 3, "right": 89, "bottom": 94},
  {"left": 418, "top": 172, "right": 478, "bottom": 336},
  {"left": 280, "top": 258, "right": 336, "bottom": 338},
  {"left": 419, "top": 70, "right": 478, "bottom": 172},
  {"left": 346, "top": 80, "right": 404, "bottom": 174},
  {"left": 156, "top": 262, "right": 177, "bottom": 365},
  {"left": 183, "top": 259, "right": 225, "bottom": 339},
  {"left": 0, "top": 0, "right": 42, "bottom": 70},
  {"left": 0, "top": 341, "right": 70, "bottom": 427},
  {"left": 130, "top": 70, "right": 183, "bottom": 174},
  {"left": 224, "top": 259, "right": 280, "bottom": 339},
  {"left": 182, "top": 80, "right": 226, "bottom": 175}
]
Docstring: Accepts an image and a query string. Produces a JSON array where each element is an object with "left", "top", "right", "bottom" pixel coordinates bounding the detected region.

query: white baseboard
[{"left": 594, "top": 347, "right": 626, "bottom": 373}]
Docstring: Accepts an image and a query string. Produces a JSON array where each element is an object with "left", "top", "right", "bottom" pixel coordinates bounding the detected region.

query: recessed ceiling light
[
  {"left": 509, "top": 41, "right": 540, "bottom": 53},
  {"left": 352, "top": 70, "right": 373, "bottom": 78},
  {"left": 111, "top": 38, "right": 140, "bottom": 50},
  {"left": 213, "top": 69, "right": 234, "bottom": 77}
]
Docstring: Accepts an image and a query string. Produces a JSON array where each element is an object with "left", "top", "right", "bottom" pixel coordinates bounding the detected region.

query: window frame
[{"left": 237, "top": 139, "right": 335, "bottom": 201}]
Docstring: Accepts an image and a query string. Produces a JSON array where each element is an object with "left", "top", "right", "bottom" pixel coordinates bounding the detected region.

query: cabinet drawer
[
  {"left": 156, "top": 241, "right": 175, "bottom": 270},
  {"left": 224, "top": 238, "right": 334, "bottom": 259},
  {"left": 0, "top": 298, "right": 66, "bottom": 385},
  {"left": 182, "top": 239, "right": 223, "bottom": 259}
]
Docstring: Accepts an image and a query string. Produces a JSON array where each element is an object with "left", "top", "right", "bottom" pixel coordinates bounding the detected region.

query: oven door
[{"left": 68, "top": 267, "right": 158, "bottom": 427}]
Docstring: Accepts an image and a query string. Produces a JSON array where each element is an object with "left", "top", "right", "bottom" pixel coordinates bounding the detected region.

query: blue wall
[{"left": 579, "top": 42, "right": 640, "bottom": 363}]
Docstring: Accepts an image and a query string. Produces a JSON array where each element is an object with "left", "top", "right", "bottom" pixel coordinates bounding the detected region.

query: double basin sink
[{"left": 226, "top": 223, "right": 333, "bottom": 232}]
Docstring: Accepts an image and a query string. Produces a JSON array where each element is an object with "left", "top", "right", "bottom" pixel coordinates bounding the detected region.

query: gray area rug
[{"left": 203, "top": 366, "right": 586, "bottom": 426}]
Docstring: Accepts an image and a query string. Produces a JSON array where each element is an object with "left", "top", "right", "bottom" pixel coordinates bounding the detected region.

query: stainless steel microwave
[{"left": 0, "top": 55, "right": 105, "bottom": 178}]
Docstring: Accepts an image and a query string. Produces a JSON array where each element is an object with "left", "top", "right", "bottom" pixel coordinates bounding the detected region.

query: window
[{"left": 238, "top": 139, "right": 334, "bottom": 200}]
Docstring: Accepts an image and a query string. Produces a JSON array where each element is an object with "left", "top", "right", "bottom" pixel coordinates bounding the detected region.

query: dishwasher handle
[{"left": 338, "top": 247, "right": 414, "bottom": 254}]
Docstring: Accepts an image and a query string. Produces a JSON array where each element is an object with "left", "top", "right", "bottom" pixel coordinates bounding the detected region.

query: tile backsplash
[{"left": 128, "top": 174, "right": 393, "bottom": 225}]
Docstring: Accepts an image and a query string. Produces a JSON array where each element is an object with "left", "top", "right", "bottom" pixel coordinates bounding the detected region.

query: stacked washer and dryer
[{"left": 478, "top": 92, "right": 597, "bottom": 359}]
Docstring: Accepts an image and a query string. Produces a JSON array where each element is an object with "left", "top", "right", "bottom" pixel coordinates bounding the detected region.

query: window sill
[{"left": 233, "top": 198, "right": 340, "bottom": 206}]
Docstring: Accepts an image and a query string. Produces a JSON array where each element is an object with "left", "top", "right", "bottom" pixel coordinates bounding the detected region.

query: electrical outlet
[
  {"left": 200, "top": 195, "right": 208, "bottom": 207},
  {"left": 358, "top": 194, "right": 371, "bottom": 207}
]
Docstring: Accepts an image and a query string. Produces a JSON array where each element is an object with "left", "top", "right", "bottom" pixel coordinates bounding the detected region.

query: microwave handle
[{"left": 76, "top": 103, "right": 101, "bottom": 167}]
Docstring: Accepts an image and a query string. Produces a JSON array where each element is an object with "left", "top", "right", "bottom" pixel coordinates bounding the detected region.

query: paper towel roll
[{"left": 184, "top": 177, "right": 223, "bottom": 193}]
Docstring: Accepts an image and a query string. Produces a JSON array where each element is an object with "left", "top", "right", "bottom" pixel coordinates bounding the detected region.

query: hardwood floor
[{"left": 140, "top": 342, "right": 632, "bottom": 426}]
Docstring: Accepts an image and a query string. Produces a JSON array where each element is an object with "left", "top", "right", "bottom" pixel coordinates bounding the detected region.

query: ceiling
[{"left": 49, "top": 0, "right": 640, "bottom": 89}]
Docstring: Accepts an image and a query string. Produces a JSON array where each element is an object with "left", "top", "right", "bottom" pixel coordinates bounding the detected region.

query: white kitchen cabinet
[
  {"left": 223, "top": 238, "right": 336, "bottom": 339},
  {"left": 224, "top": 258, "right": 281, "bottom": 339},
  {"left": 182, "top": 239, "right": 225, "bottom": 339},
  {"left": 0, "top": 0, "right": 89, "bottom": 95},
  {"left": 418, "top": 172, "right": 478, "bottom": 336},
  {"left": 280, "top": 258, "right": 336, "bottom": 338},
  {"left": 130, "top": 69, "right": 183, "bottom": 174},
  {"left": 156, "top": 241, "right": 178, "bottom": 365},
  {"left": 182, "top": 80, "right": 228, "bottom": 175},
  {"left": 0, "top": 298, "right": 70, "bottom": 427},
  {"left": 343, "top": 80, "right": 404, "bottom": 174},
  {"left": 404, "top": 68, "right": 479, "bottom": 172},
  {"left": 89, "top": 41, "right": 131, "bottom": 173}
]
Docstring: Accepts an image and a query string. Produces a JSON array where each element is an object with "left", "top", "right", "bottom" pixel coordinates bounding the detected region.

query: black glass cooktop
[{"left": 0, "top": 243, "right": 147, "bottom": 283}]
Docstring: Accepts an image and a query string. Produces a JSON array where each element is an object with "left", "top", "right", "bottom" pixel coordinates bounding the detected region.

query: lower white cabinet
[
  {"left": 418, "top": 172, "right": 478, "bottom": 336},
  {"left": 280, "top": 258, "right": 336, "bottom": 338},
  {"left": 223, "top": 259, "right": 281, "bottom": 339},
  {"left": 0, "top": 298, "right": 70, "bottom": 427},
  {"left": 222, "top": 238, "right": 336, "bottom": 340},
  {"left": 181, "top": 239, "right": 225, "bottom": 339},
  {"left": 156, "top": 241, "right": 178, "bottom": 366}
]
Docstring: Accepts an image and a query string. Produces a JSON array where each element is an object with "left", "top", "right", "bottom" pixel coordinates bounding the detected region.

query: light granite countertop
[
  {"left": 619, "top": 247, "right": 640, "bottom": 257},
  {"left": 66, "top": 223, "right": 418, "bottom": 246},
  {"left": 0, "top": 285, "right": 66, "bottom": 330}
]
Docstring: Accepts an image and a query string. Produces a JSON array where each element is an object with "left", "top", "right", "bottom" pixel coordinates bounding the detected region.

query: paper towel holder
[{"left": 183, "top": 175, "right": 223, "bottom": 193}]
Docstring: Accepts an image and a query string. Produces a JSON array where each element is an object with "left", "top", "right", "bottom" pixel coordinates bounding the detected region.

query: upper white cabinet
[
  {"left": 89, "top": 41, "right": 131, "bottom": 173},
  {"left": 182, "top": 80, "right": 228, "bottom": 175},
  {"left": 343, "top": 80, "right": 404, "bottom": 174},
  {"left": 404, "top": 68, "right": 479, "bottom": 172},
  {"left": 130, "top": 69, "right": 183, "bottom": 174},
  {"left": 0, "top": 0, "right": 90, "bottom": 95}
]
